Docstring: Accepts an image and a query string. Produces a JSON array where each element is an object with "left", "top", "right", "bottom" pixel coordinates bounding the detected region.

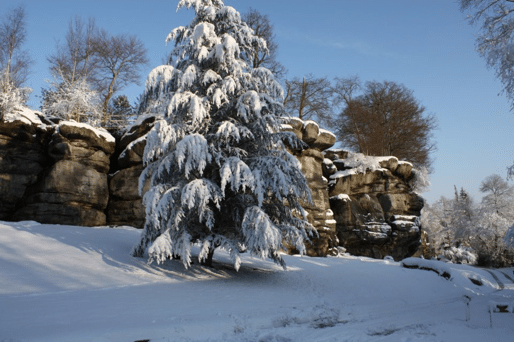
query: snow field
[{"left": 1, "top": 221, "right": 514, "bottom": 341}]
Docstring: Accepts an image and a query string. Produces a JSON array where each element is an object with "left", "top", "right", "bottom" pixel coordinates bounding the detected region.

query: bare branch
[
  {"left": 459, "top": 0, "right": 514, "bottom": 109},
  {"left": 242, "top": 8, "right": 287, "bottom": 80},
  {"left": 283, "top": 74, "right": 333, "bottom": 125},
  {"left": 46, "top": 16, "right": 148, "bottom": 129},
  {"left": 92, "top": 29, "right": 149, "bottom": 124}
]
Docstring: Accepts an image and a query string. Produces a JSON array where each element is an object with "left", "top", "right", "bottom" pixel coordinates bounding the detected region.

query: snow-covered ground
[{"left": 1, "top": 220, "right": 513, "bottom": 342}]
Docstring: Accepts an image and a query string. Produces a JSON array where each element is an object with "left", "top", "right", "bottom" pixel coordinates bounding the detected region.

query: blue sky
[{"left": 5, "top": 0, "right": 514, "bottom": 204}]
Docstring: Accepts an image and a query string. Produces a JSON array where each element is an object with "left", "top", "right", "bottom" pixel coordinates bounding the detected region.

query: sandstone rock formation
[
  {"left": 0, "top": 108, "right": 424, "bottom": 260},
  {"left": 0, "top": 107, "right": 115, "bottom": 226},
  {"left": 324, "top": 150, "right": 424, "bottom": 260},
  {"left": 0, "top": 108, "right": 49, "bottom": 220},
  {"left": 13, "top": 121, "right": 115, "bottom": 226},
  {"left": 107, "top": 165, "right": 146, "bottom": 227}
]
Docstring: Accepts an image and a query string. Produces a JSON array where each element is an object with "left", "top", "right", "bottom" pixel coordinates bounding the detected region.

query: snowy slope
[{"left": 1, "top": 220, "right": 513, "bottom": 342}]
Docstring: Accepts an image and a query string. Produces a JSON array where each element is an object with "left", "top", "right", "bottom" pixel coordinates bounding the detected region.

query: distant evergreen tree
[
  {"left": 459, "top": 187, "right": 473, "bottom": 218},
  {"left": 107, "top": 94, "right": 135, "bottom": 130},
  {"left": 132, "top": 0, "right": 314, "bottom": 269}
]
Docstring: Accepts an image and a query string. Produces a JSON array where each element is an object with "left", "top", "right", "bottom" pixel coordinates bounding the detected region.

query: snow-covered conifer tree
[{"left": 132, "top": 0, "right": 313, "bottom": 270}]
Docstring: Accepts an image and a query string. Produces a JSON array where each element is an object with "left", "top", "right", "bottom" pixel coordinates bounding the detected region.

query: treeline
[
  {"left": 244, "top": 8, "right": 437, "bottom": 170},
  {"left": 0, "top": 4, "right": 437, "bottom": 169},
  {"left": 422, "top": 174, "right": 514, "bottom": 267},
  {"left": 0, "top": 5, "right": 149, "bottom": 130}
]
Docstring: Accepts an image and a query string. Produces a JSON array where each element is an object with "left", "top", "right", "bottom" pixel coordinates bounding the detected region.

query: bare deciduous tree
[
  {"left": 283, "top": 74, "right": 333, "bottom": 125},
  {"left": 0, "top": 4, "right": 32, "bottom": 89},
  {"left": 45, "top": 16, "right": 148, "bottom": 129},
  {"left": 242, "top": 8, "right": 286, "bottom": 80},
  {"left": 332, "top": 75, "right": 361, "bottom": 109},
  {"left": 480, "top": 174, "right": 514, "bottom": 217},
  {"left": 334, "top": 79, "right": 437, "bottom": 170},
  {"left": 47, "top": 16, "right": 98, "bottom": 86},
  {"left": 93, "top": 29, "right": 148, "bottom": 126},
  {"left": 462, "top": 1, "right": 514, "bottom": 180}
]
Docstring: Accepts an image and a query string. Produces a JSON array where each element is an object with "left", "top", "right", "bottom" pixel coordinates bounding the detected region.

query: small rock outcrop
[{"left": 324, "top": 150, "right": 424, "bottom": 260}]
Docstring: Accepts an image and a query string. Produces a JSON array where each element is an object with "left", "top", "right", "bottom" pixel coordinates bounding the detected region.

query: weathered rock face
[
  {"left": 0, "top": 109, "right": 115, "bottom": 226},
  {"left": 12, "top": 122, "right": 115, "bottom": 226},
  {"left": 0, "top": 111, "right": 49, "bottom": 219},
  {"left": 107, "top": 165, "right": 148, "bottom": 227},
  {"left": 324, "top": 151, "right": 423, "bottom": 260},
  {"left": 283, "top": 118, "right": 338, "bottom": 257}
]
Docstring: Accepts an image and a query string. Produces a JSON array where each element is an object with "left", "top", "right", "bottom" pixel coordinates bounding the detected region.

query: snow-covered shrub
[
  {"left": 439, "top": 246, "right": 477, "bottom": 265},
  {"left": 42, "top": 73, "right": 102, "bottom": 127},
  {"left": 0, "top": 75, "right": 32, "bottom": 120},
  {"left": 132, "top": 0, "right": 314, "bottom": 270},
  {"left": 469, "top": 212, "right": 514, "bottom": 267},
  {"left": 471, "top": 235, "right": 514, "bottom": 268}
]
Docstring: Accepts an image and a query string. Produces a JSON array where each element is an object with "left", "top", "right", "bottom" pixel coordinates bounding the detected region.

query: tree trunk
[
  {"left": 102, "top": 73, "right": 118, "bottom": 127},
  {"left": 201, "top": 247, "right": 215, "bottom": 267},
  {"left": 299, "top": 77, "right": 307, "bottom": 120}
]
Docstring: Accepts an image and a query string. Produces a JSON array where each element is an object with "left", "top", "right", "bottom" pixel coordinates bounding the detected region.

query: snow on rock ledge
[
  {"left": 0, "top": 107, "right": 49, "bottom": 219},
  {"left": 57, "top": 121, "right": 115, "bottom": 155},
  {"left": 1, "top": 107, "right": 115, "bottom": 226}
]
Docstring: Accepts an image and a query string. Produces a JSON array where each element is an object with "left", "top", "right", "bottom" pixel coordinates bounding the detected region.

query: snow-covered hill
[{"left": 1, "top": 220, "right": 513, "bottom": 341}]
